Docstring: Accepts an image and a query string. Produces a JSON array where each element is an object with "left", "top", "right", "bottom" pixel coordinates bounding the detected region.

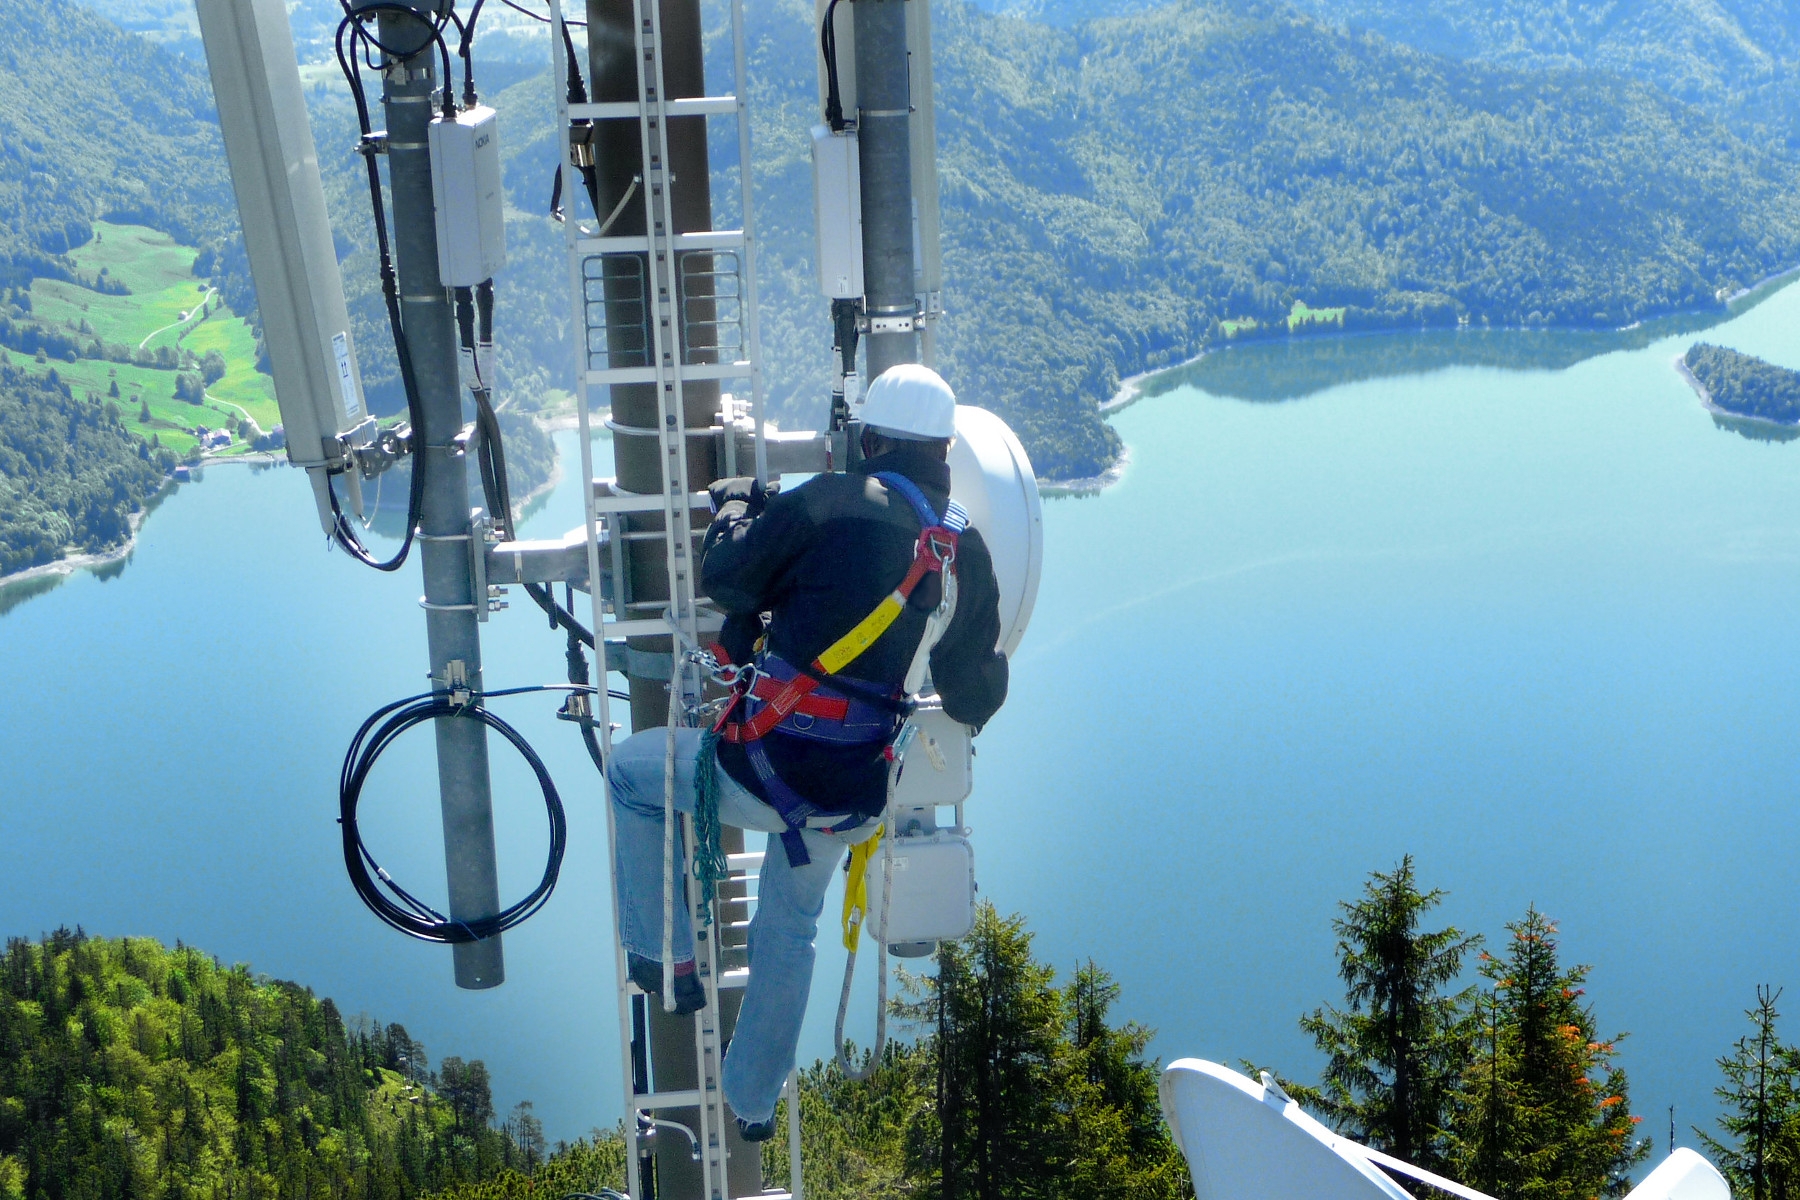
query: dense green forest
[
  {"left": 1685, "top": 342, "right": 1800, "bottom": 426},
  {"left": 6, "top": 883, "right": 1791, "bottom": 1200},
  {"left": 0, "top": 929, "right": 621, "bottom": 1200},
  {"left": 972, "top": 0, "right": 1800, "bottom": 150},
  {"left": 0, "top": 364, "right": 174, "bottom": 576},
  {"left": 0, "top": 0, "right": 243, "bottom": 298}
]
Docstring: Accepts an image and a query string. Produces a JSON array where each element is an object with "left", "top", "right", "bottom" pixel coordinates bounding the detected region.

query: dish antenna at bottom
[{"left": 1159, "top": 1059, "right": 1729, "bottom": 1200}]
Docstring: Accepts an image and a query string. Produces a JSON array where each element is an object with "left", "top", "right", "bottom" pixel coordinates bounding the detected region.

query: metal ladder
[{"left": 546, "top": 1, "right": 796, "bottom": 1198}]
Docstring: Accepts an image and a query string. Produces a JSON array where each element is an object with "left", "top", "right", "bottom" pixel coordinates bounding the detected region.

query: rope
[
  {"left": 692, "top": 728, "right": 729, "bottom": 924},
  {"left": 661, "top": 657, "right": 682, "bottom": 1013}
]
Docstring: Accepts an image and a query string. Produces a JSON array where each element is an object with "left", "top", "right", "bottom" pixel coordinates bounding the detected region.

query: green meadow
[{"left": 16, "top": 221, "right": 279, "bottom": 455}]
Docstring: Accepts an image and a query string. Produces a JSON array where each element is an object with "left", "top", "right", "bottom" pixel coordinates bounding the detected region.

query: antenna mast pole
[
  {"left": 855, "top": 0, "right": 919, "bottom": 380},
  {"left": 381, "top": 3, "right": 506, "bottom": 989}
]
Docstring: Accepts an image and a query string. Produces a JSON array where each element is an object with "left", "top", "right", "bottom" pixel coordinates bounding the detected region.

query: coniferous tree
[
  {"left": 1447, "top": 907, "right": 1648, "bottom": 1199},
  {"left": 916, "top": 905, "right": 1067, "bottom": 1200},
  {"left": 1699, "top": 987, "right": 1800, "bottom": 1200},
  {"left": 1299, "top": 857, "right": 1482, "bottom": 1172},
  {"left": 865, "top": 904, "right": 1189, "bottom": 1200},
  {"left": 1058, "top": 961, "right": 1190, "bottom": 1199}
]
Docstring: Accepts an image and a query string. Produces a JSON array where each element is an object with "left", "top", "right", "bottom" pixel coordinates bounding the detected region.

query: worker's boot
[
  {"left": 736, "top": 1116, "right": 776, "bottom": 1143},
  {"left": 627, "top": 952, "right": 706, "bottom": 1014}
]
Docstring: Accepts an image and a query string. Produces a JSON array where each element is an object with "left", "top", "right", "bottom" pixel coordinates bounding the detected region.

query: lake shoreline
[{"left": 0, "top": 483, "right": 167, "bottom": 591}]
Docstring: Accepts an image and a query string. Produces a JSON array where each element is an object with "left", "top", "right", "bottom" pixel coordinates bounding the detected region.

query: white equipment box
[
  {"left": 891, "top": 704, "right": 973, "bottom": 810},
  {"left": 881, "top": 830, "right": 975, "bottom": 946},
  {"left": 811, "top": 125, "right": 864, "bottom": 299},
  {"left": 428, "top": 106, "right": 507, "bottom": 288}
]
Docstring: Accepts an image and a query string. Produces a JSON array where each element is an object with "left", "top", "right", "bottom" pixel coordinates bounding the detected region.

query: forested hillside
[
  {"left": 0, "top": 364, "right": 174, "bottom": 576},
  {"left": 1278, "top": 0, "right": 1800, "bottom": 148},
  {"left": 744, "top": 0, "right": 1800, "bottom": 475},
  {"left": 0, "top": 0, "right": 242, "bottom": 299},
  {"left": 339, "top": 0, "right": 1800, "bottom": 480},
  {"left": 28, "top": 0, "right": 1800, "bottom": 488},
  {"left": 0, "top": 930, "right": 614, "bottom": 1200}
]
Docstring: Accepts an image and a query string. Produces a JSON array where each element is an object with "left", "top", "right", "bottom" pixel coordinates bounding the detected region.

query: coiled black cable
[{"left": 341, "top": 687, "right": 575, "bottom": 942}]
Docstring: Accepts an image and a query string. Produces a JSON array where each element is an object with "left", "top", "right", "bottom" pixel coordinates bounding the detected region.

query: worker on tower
[{"left": 605, "top": 363, "right": 1009, "bottom": 1141}]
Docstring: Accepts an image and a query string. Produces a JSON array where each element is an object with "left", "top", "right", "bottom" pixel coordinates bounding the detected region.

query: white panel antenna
[{"left": 196, "top": 0, "right": 372, "bottom": 534}]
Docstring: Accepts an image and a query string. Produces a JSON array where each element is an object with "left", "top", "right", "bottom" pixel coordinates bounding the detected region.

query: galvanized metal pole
[
  {"left": 381, "top": 7, "right": 505, "bottom": 989},
  {"left": 855, "top": 0, "right": 919, "bottom": 380}
]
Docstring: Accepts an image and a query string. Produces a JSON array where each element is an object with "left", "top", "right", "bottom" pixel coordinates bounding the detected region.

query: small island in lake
[{"left": 1682, "top": 343, "right": 1800, "bottom": 427}]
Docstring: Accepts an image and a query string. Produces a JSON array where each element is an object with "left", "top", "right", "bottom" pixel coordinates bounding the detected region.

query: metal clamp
[
  {"left": 868, "top": 314, "right": 916, "bottom": 334},
  {"left": 435, "top": 659, "right": 472, "bottom": 707}
]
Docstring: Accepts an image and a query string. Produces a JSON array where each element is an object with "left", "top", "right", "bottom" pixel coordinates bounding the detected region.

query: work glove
[{"left": 708, "top": 476, "right": 774, "bottom": 516}]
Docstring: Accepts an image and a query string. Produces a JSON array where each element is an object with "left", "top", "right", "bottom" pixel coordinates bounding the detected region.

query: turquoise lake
[{"left": 4, "top": 280, "right": 1798, "bottom": 1152}]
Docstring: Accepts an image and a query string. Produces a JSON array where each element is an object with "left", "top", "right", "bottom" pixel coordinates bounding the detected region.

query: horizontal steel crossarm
[{"left": 484, "top": 534, "right": 596, "bottom": 586}]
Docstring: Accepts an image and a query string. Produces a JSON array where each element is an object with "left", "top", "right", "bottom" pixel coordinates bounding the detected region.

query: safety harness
[{"left": 713, "top": 471, "right": 968, "bottom": 867}]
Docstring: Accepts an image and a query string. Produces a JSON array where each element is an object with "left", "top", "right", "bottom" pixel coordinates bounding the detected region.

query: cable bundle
[{"left": 339, "top": 688, "right": 568, "bottom": 942}]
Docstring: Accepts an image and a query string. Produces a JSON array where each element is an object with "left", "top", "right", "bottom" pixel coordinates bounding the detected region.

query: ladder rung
[
  {"left": 633, "top": 1088, "right": 701, "bottom": 1108},
  {"left": 715, "top": 967, "right": 751, "bottom": 990},
  {"left": 576, "top": 230, "right": 746, "bottom": 256},
  {"left": 726, "top": 852, "right": 765, "bottom": 870},
  {"left": 570, "top": 97, "right": 737, "bottom": 121},
  {"left": 588, "top": 361, "right": 754, "bottom": 387}
]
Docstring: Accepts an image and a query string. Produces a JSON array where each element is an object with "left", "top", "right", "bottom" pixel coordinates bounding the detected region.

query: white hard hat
[{"left": 860, "top": 364, "right": 957, "bottom": 440}]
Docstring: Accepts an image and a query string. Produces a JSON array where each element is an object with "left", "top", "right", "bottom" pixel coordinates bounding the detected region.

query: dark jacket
[{"left": 701, "top": 447, "right": 1010, "bottom": 817}]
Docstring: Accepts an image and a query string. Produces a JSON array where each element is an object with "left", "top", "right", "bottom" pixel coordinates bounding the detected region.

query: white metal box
[
  {"left": 891, "top": 704, "right": 972, "bottom": 810},
  {"left": 428, "top": 106, "right": 507, "bottom": 288},
  {"left": 811, "top": 125, "right": 863, "bottom": 299},
  {"left": 881, "top": 831, "right": 975, "bottom": 946}
]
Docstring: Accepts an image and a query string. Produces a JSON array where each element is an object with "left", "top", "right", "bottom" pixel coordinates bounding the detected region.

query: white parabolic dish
[
  {"left": 1160, "top": 1058, "right": 1730, "bottom": 1200},
  {"left": 947, "top": 405, "right": 1043, "bottom": 658}
]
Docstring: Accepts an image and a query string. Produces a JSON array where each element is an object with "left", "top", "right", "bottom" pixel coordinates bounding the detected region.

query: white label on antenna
[{"left": 333, "top": 332, "right": 361, "bottom": 419}]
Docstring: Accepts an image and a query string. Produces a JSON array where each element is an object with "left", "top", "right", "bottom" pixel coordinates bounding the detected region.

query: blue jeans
[{"left": 607, "top": 727, "right": 878, "bottom": 1123}]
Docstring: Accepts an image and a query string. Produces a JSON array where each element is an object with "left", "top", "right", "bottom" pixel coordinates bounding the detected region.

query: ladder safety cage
[
  {"left": 545, "top": 0, "right": 789, "bottom": 1198},
  {"left": 582, "top": 254, "right": 651, "bottom": 372}
]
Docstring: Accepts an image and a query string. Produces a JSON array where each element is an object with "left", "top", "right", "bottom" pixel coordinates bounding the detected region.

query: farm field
[{"left": 14, "top": 221, "right": 279, "bottom": 455}]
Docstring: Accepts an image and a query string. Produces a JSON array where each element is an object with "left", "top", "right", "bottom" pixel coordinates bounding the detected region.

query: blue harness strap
[
  {"left": 873, "top": 470, "right": 968, "bottom": 536},
  {"left": 742, "top": 739, "right": 825, "bottom": 867}
]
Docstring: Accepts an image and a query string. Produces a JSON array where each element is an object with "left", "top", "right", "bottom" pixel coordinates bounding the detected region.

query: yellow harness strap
[
  {"left": 816, "top": 593, "right": 909, "bottom": 676},
  {"left": 840, "top": 827, "right": 884, "bottom": 951}
]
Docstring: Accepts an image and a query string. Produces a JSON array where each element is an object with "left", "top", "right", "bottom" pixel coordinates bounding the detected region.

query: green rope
[{"left": 692, "top": 728, "right": 729, "bottom": 925}]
